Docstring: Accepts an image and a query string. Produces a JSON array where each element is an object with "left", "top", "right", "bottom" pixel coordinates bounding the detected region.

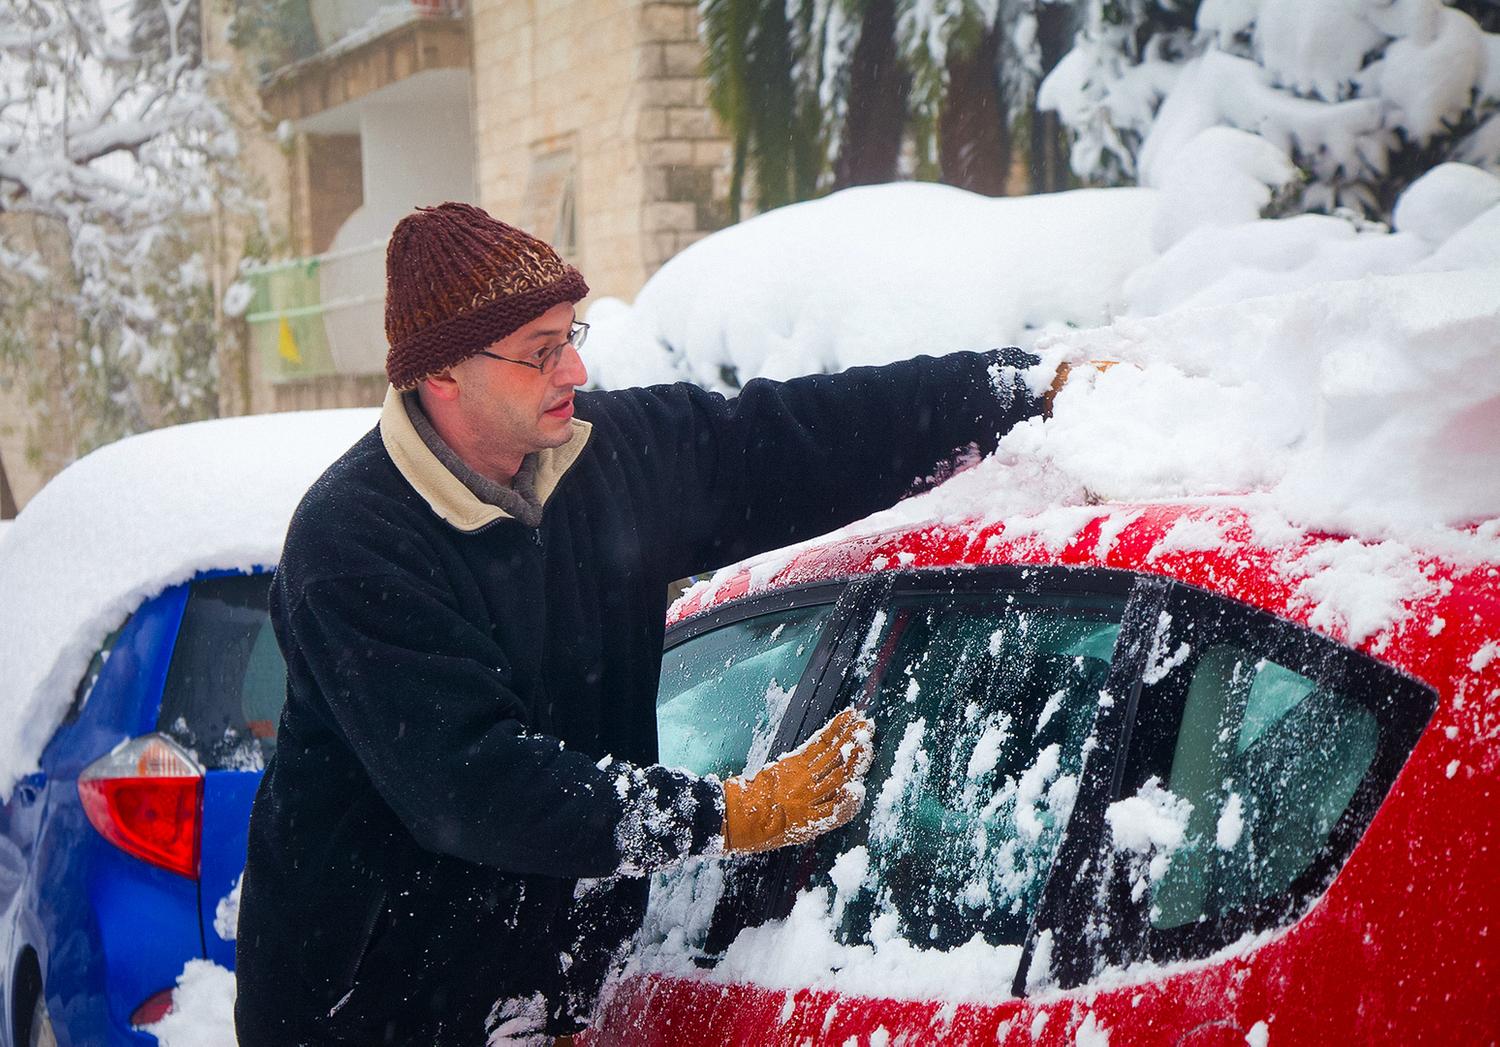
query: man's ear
[{"left": 420, "top": 368, "right": 461, "bottom": 403}]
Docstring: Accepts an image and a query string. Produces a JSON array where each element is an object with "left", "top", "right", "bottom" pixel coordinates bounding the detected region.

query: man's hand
[
  {"left": 1045, "top": 359, "right": 1119, "bottom": 418},
  {"left": 722, "top": 708, "right": 874, "bottom": 853}
]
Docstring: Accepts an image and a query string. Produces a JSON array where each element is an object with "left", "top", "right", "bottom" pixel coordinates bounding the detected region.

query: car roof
[
  {"left": 669, "top": 500, "right": 1500, "bottom": 695},
  {"left": 0, "top": 408, "right": 377, "bottom": 797}
]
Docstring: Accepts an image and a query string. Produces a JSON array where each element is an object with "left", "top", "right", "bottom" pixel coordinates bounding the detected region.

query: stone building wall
[{"left": 471, "top": 0, "right": 731, "bottom": 302}]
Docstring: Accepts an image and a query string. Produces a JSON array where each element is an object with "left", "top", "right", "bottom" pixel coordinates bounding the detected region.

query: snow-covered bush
[{"left": 1042, "top": 0, "right": 1500, "bottom": 220}]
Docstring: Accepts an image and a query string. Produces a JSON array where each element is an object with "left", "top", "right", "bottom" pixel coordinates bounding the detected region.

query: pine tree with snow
[
  {"left": 701, "top": 0, "right": 1083, "bottom": 209},
  {"left": 1042, "top": 0, "right": 1500, "bottom": 221}
]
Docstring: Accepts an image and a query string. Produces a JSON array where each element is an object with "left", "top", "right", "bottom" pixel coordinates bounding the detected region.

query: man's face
[{"left": 453, "top": 301, "right": 589, "bottom": 460}]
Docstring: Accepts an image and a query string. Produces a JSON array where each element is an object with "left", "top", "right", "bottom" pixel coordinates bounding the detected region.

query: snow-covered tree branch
[
  {"left": 1041, "top": 0, "right": 1500, "bottom": 221},
  {"left": 0, "top": 0, "right": 241, "bottom": 464}
]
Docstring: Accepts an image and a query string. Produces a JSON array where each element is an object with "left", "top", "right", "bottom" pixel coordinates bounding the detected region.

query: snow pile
[
  {"left": 770, "top": 265, "right": 1499, "bottom": 563},
  {"left": 584, "top": 183, "right": 1158, "bottom": 391},
  {"left": 1024, "top": 266, "right": 1500, "bottom": 534},
  {"left": 140, "top": 960, "right": 237, "bottom": 1047},
  {"left": 0, "top": 409, "right": 375, "bottom": 798},
  {"left": 585, "top": 163, "right": 1500, "bottom": 403},
  {"left": 215, "top": 875, "right": 242, "bottom": 942}
]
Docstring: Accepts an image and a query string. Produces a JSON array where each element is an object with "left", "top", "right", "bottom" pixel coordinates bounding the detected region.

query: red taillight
[
  {"left": 78, "top": 734, "right": 203, "bottom": 878},
  {"left": 129, "top": 987, "right": 175, "bottom": 1027}
]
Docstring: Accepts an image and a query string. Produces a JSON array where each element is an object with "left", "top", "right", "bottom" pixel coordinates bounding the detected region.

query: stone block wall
[
  {"left": 635, "top": 0, "right": 732, "bottom": 272},
  {"left": 471, "top": 0, "right": 732, "bottom": 302}
]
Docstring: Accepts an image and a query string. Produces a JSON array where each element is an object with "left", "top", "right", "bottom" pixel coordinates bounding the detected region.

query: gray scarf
[{"left": 402, "top": 392, "right": 545, "bottom": 528}]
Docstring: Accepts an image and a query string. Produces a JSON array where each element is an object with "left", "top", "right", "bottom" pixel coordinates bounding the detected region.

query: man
[{"left": 235, "top": 202, "right": 1046, "bottom": 1045}]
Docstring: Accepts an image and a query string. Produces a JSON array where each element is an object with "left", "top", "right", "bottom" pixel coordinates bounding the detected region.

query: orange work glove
[
  {"left": 722, "top": 707, "right": 874, "bottom": 854},
  {"left": 1045, "top": 359, "right": 1119, "bottom": 418}
]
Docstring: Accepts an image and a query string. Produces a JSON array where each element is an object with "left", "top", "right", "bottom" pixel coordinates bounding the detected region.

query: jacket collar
[{"left": 378, "top": 385, "right": 591, "bottom": 533}]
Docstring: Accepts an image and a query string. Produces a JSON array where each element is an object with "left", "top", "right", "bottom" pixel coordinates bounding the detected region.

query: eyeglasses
[{"left": 476, "top": 321, "right": 590, "bottom": 375}]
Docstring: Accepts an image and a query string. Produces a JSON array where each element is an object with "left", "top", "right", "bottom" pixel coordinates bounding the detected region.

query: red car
[{"left": 591, "top": 500, "right": 1499, "bottom": 1045}]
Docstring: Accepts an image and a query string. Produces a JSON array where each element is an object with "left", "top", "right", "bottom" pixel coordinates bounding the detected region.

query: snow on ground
[{"left": 0, "top": 409, "right": 376, "bottom": 799}]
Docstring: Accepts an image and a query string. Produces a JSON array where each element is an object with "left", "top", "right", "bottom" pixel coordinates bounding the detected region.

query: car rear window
[
  {"left": 1102, "top": 586, "right": 1435, "bottom": 967},
  {"left": 157, "top": 573, "right": 285, "bottom": 770},
  {"left": 1146, "top": 649, "right": 1378, "bottom": 930}
]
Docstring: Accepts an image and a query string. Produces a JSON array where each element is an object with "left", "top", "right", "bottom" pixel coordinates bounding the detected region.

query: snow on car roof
[
  {"left": 675, "top": 268, "right": 1500, "bottom": 650},
  {"left": 0, "top": 408, "right": 377, "bottom": 798}
]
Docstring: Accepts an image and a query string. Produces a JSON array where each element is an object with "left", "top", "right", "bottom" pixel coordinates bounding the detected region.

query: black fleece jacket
[{"left": 234, "top": 350, "right": 1042, "bottom": 1045}]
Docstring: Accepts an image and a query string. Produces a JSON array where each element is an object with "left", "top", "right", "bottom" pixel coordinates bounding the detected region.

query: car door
[
  {"left": 602, "top": 566, "right": 1438, "bottom": 1045},
  {"left": 603, "top": 565, "right": 1140, "bottom": 1044}
]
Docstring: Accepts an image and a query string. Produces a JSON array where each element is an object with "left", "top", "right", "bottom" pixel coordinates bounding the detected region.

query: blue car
[
  {"left": 1, "top": 568, "right": 283, "bottom": 1045},
  {"left": 0, "top": 407, "right": 375, "bottom": 1047}
]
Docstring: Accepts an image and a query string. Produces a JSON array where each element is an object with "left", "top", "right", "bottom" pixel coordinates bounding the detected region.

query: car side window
[
  {"left": 655, "top": 602, "right": 832, "bottom": 778},
  {"left": 1103, "top": 589, "right": 1435, "bottom": 967},
  {"left": 640, "top": 600, "right": 836, "bottom": 964},
  {"left": 803, "top": 589, "right": 1125, "bottom": 958},
  {"left": 1148, "top": 651, "right": 1377, "bottom": 928}
]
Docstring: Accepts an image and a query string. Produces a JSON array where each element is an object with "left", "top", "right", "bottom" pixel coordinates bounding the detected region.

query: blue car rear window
[{"left": 157, "top": 574, "right": 285, "bottom": 770}]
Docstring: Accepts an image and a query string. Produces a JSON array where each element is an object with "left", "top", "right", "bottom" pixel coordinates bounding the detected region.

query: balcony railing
[{"left": 243, "top": 241, "right": 387, "bottom": 383}]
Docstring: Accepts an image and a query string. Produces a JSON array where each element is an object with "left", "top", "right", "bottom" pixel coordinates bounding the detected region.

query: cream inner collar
[{"left": 378, "top": 385, "right": 591, "bottom": 532}]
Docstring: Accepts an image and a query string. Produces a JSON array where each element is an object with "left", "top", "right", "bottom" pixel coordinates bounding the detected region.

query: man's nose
[{"left": 557, "top": 340, "right": 588, "bottom": 387}]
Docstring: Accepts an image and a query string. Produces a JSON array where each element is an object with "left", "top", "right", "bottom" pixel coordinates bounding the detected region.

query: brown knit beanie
[{"left": 384, "top": 202, "right": 589, "bottom": 390}]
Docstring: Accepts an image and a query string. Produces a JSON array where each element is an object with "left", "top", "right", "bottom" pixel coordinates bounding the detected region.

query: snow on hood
[{"left": 0, "top": 409, "right": 376, "bottom": 798}]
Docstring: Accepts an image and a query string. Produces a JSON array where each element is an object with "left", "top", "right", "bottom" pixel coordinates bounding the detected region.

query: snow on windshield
[{"left": 0, "top": 409, "right": 376, "bottom": 798}]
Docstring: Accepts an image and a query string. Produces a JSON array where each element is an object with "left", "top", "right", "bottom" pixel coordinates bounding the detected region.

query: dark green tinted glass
[
  {"left": 1148, "top": 648, "right": 1378, "bottom": 930},
  {"left": 158, "top": 574, "right": 285, "bottom": 769}
]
